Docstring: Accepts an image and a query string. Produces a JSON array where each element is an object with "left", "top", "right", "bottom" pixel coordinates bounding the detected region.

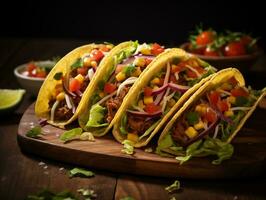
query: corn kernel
[
  {"left": 195, "top": 105, "right": 202, "bottom": 113},
  {"left": 132, "top": 67, "right": 142, "bottom": 77},
  {"left": 133, "top": 57, "right": 146, "bottom": 67},
  {"left": 144, "top": 96, "right": 153, "bottom": 104},
  {"left": 168, "top": 99, "right": 176, "bottom": 107},
  {"left": 228, "top": 96, "right": 236, "bottom": 104},
  {"left": 116, "top": 72, "right": 126, "bottom": 82},
  {"left": 75, "top": 74, "right": 84, "bottom": 84},
  {"left": 91, "top": 60, "right": 98, "bottom": 68},
  {"left": 83, "top": 57, "right": 91, "bottom": 67},
  {"left": 185, "top": 127, "right": 198, "bottom": 139},
  {"left": 221, "top": 82, "right": 232, "bottom": 90},
  {"left": 194, "top": 120, "right": 205, "bottom": 130},
  {"left": 56, "top": 92, "right": 65, "bottom": 101},
  {"left": 138, "top": 100, "right": 145, "bottom": 109},
  {"left": 153, "top": 85, "right": 159, "bottom": 90},
  {"left": 224, "top": 110, "right": 234, "bottom": 117},
  {"left": 151, "top": 77, "right": 161, "bottom": 85},
  {"left": 106, "top": 44, "right": 114, "bottom": 49},
  {"left": 140, "top": 48, "right": 151, "bottom": 55},
  {"left": 127, "top": 133, "right": 139, "bottom": 143},
  {"left": 99, "top": 92, "right": 105, "bottom": 98}
]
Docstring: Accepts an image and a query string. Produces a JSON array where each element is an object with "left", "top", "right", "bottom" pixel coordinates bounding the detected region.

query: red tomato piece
[
  {"left": 145, "top": 58, "right": 153, "bottom": 65},
  {"left": 144, "top": 87, "right": 153, "bottom": 96},
  {"left": 77, "top": 67, "right": 88, "bottom": 76},
  {"left": 69, "top": 79, "right": 81, "bottom": 92},
  {"left": 204, "top": 108, "right": 217, "bottom": 123},
  {"left": 231, "top": 87, "right": 249, "bottom": 97},
  {"left": 144, "top": 103, "right": 161, "bottom": 113},
  {"left": 35, "top": 71, "right": 46, "bottom": 78},
  {"left": 90, "top": 49, "right": 104, "bottom": 61},
  {"left": 27, "top": 63, "right": 37, "bottom": 72},
  {"left": 224, "top": 41, "right": 246, "bottom": 56},
  {"left": 217, "top": 100, "right": 229, "bottom": 112},
  {"left": 104, "top": 83, "right": 116, "bottom": 94},
  {"left": 151, "top": 43, "right": 164, "bottom": 55},
  {"left": 208, "top": 91, "right": 220, "bottom": 105},
  {"left": 196, "top": 31, "right": 215, "bottom": 46}
]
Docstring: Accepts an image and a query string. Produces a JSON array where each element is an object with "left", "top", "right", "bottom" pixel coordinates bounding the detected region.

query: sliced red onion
[
  {"left": 174, "top": 72, "right": 179, "bottom": 82},
  {"left": 213, "top": 124, "right": 220, "bottom": 139},
  {"left": 154, "top": 91, "right": 165, "bottom": 105},
  {"left": 134, "top": 54, "right": 155, "bottom": 59},
  {"left": 164, "top": 62, "right": 171, "bottom": 85},
  {"left": 75, "top": 90, "right": 83, "bottom": 97},
  {"left": 97, "top": 90, "right": 117, "bottom": 105},
  {"left": 185, "top": 119, "right": 218, "bottom": 147},
  {"left": 65, "top": 94, "right": 73, "bottom": 109},
  {"left": 117, "top": 77, "right": 138, "bottom": 96},
  {"left": 121, "top": 56, "right": 135, "bottom": 65},
  {"left": 168, "top": 83, "right": 190, "bottom": 93},
  {"left": 127, "top": 109, "right": 162, "bottom": 117},
  {"left": 161, "top": 88, "right": 171, "bottom": 112},
  {"left": 152, "top": 84, "right": 168, "bottom": 95},
  {"left": 132, "top": 105, "right": 145, "bottom": 112}
]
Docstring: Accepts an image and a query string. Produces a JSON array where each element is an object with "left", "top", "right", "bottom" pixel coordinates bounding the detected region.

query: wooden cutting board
[{"left": 17, "top": 103, "right": 266, "bottom": 179}]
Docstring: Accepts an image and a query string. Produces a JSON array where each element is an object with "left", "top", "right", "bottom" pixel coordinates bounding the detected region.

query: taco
[
  {"left": 78, "top": 41, "right": 166, "bottom": 136},
  {"left": 35, "top": 42, "right": 119, "bottom": 127},
  {"left": 156, "top": 68, "right": 266, "bottom": 164},
  {"left": 112, "top": 48, "right": 217, "bottom": 147}
]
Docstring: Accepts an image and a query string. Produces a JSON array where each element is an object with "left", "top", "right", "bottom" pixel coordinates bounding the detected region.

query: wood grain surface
[{"left": 18, "top": 103, "right": 266, "bottom": 179}]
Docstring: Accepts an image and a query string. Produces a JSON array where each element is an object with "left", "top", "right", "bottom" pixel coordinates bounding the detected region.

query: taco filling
[
  {"left": 49, "top": 44, "right": 113, "bottom": 122},
  {"left": 118, "top": 57, "right": 215, "bottom": 143},
  {"left": 157, "top": 77, "right": 263, "bottom": 164},
  {"left": 84, "top": 42, "right": 165, "bottom": 132}
]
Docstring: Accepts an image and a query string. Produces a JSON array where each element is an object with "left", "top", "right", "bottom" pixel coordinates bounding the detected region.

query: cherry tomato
[
  {"left": 144, "top": 103, "right": 161, "bottom": 113},
  {"left": 204, "top": 47, "right": 219, "bottom": 56},
  {"left": 69, "top": 79, "right": 81, "bottom": 92},
  {"left": 224, "top": 41, "right": 246, "bottom": 56},
  {"left": 217, "top": 100, "right": 229, "bottom": 112},
  {"left": 104, "top": 83, "right": 116, "bottom": 94},
  {"left": 151, "top": 43, "right": 164, "bottom": 55},
  {"left": 196, "top": 31, "right": 215, "bottom": 46},
  {"left": 188, "top": 43, "right": 206, "bottom": 55},
  {"left": 208, "top": 91, "right": 220, "bottom": 105},
  {"left": 27, "top": 63, "right": 37, "bottom": 72},
  {"left": 77, "top": 67, "right": 88, "bottom": 76},
  {"left": 90, "top": 49, "right": 104, "bottom": 61},
  {"left": 144, "top": 87, "right": 153, "bottom": 96},
  {"left": 240, "top": 35, "right": 252, "bottom": 46},
  {"left": 204, "top": 108, "right": 217, "bottom": 123},
  {"left": 231, "top": 87, "right": 249, "bottom": 97}
]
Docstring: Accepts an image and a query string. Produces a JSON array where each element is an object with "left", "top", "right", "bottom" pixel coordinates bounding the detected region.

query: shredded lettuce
[
  {"left": 86, "top": 104, "right": 108, "bottom": 128},
  {"left": 176, "top": 138, "right": 234, "bottom": 165},
  {"left": 60, "top": 128, "right": 83, "bottom": 143},
  {"left": 119, "top": 114, "right": 128, "bottom": 135},
  {"left": 156, "top": 133, "right": 175, "bottom": 156},
  {"left": 121, "top": 140, "right": 134, "bottom": 155},
  {"left": 165, "top": 180, "right": 181, "bottom": 193},
  {"left": 139, "top": 120, "right": 160, "bottom": 140},
  {"left": 26, "top": 126, "right": 42, "bottom": 138},
  {"left": 69, "top": 168, "right": 94, "bottom": 178}
]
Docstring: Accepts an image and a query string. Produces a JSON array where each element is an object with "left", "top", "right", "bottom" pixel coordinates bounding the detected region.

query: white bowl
[{"left": 14, "top": 61, "right": 55, "bottom": 97}]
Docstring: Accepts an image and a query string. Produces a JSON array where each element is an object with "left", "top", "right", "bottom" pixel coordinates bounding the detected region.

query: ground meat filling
[
  {"left": 106, "top": 87, "right": 130, "bottom": 123},
  {"left": 127, "top": 114, "right": 154, "bottom": 135}
]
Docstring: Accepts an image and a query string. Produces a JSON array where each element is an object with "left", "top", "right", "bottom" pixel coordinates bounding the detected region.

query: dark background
[{"left": 1, "top": 0, "right": 265, "bottom": 48}]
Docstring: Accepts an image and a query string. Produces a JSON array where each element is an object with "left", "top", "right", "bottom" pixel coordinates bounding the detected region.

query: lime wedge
[{"left": 0, "top": 89, "right": 26, "bottom": 111}]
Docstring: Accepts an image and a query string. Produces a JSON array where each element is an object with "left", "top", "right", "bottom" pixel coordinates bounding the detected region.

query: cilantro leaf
[
  {"left": 53, "top": 72, "right": 63, "bottom": 80},
  {"left": 186, "top": 111, "right": 199, "bottom": 125},
  {"left": 69, "top": 168, "right": 94, "bottom": 178},
  {"left": 71, "top": 58, "right": 83, "bottom": 69}
]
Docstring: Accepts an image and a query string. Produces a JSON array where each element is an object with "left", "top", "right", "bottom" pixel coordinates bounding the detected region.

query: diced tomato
[
  {"left": 208, "top": 91, "right": 220, "bottom": 105},
  {"left": 151, "top": 43, "right": 164, "bottom": 55},
  {"left": 231, "top": 87, "right": 249, "bottom": 97},
  {"left": 90, "top": 49, "right": 104, "bottom": 62},
  {"left": 204, "top": 108, "right": 217, "bottom": 123},
  {"left": 186, "top": 70, "right": 197, "bottom": 78},
  {"left": 171, "top": 65, "right": 184, "bottom": 73},
  {"left": 144, "top": 103, "right": 161, "bottom": 113},
  {"left": 35, "top": 71, "right": 46, "bottom": 78},
  {"left": 145, "top": 58, "right": 153, "bottom": 65},
  {"left": 144, "top": 87, "right": 153, "bottom": 96},
  {"left": 27, "top": 63, "right": 37, "bottom": 72},
  {"left": 228, "top": 77, "right": 238, "bottom": 86},
  {"left": 186, "top": 65, "right": 205, "bottom": 79},
  {"left": 217, "top": 100, "right": 229, "bottom": 112},
  {"left": 104, "top": 83, "right": 116, "bottom": 94},
  {"left": 69, "top": 79, "right": 81, "bottom": 92},
  {"left": 77, "top": 67, "right": 88, "bottom": 76}
]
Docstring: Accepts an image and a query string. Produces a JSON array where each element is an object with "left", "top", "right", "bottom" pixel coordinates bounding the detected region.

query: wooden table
[{"left": 0, "top": 38, "right": 266, "bottom": 200}]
